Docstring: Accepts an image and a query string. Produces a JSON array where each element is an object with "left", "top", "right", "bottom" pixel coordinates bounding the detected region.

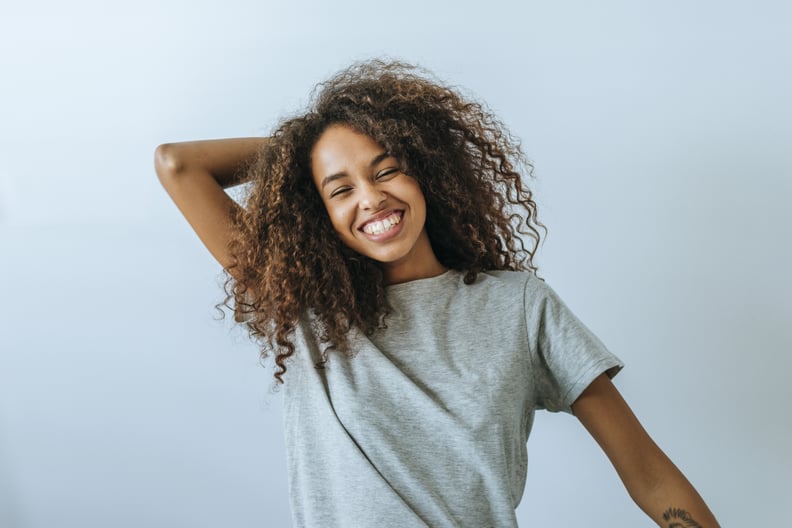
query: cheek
[
  {"left": 325, "top": 203, "right": 354, "bottom": 234},
  {"left": 408, "top": 186, "right": 427, "bottom": 217}
]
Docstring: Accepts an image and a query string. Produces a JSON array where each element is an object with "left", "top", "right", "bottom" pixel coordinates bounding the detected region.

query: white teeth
[{"left": 363, "top": 212, "right": 401, "bottom": 235}]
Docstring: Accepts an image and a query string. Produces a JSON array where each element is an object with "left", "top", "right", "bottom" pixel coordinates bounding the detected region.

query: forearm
[
  {"left": 153, "top": 137, "right": 269, "bottom": 270},
  {"left": 572, "top": 376, "right": 720, "bottom": 528},
  {"left": 626, "top": 450, "right": 720, "bottom": 527},
  {"left": 154, "top": 137, "right": 269, "bottom": 188}
]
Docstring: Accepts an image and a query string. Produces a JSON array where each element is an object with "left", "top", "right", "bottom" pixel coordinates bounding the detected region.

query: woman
[{"left": 155, "top": 59, "right": 719, "bottom": 527}]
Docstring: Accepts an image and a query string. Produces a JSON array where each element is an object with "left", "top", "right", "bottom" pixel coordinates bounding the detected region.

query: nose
[{"left": 358, "top": 181, "right": 387, "bottom": 210}]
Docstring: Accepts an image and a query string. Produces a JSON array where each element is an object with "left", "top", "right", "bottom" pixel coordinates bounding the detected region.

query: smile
[{"left": 362, "top": 211, "right": 403, "bottom": 235}]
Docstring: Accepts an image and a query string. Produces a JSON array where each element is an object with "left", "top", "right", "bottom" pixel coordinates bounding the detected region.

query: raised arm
[
  {"left": 154, "top": 138, "right": 269, "bottom": 272},
  {"left": 571, "top": 374, "right": 720, "bottom": 527}
]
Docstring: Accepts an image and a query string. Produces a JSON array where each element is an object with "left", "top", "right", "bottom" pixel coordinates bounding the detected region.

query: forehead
[{"left": 310, "top": 125, "right": 385, "bottom": 180}]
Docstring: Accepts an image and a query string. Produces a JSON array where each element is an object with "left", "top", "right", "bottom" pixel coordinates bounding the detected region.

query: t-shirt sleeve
[{"left": 523, "top": 275, "right": 624, "bottom": 414}]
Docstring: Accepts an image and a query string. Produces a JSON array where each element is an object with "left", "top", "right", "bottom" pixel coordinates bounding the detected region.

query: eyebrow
[{"left": 320, "top": 151, "right": 392, "bottom": 190}]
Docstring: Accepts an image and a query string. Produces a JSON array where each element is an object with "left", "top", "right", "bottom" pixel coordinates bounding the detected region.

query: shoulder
[
  {"left": 478, "top": 271, "right": 581, "bottom": 331},
  {"left": 478, "top": 269, "right": 550, "bottom": 301},
  {"left": 477, "top": 269, "right": 538, "bottom": 287},
  {"left": 458, "top": 270, "right": 551, "bottom": 320}
]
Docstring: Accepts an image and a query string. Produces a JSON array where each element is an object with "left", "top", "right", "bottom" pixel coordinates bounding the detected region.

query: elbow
[{"left": 154, "top": 143, "right": 185, "bottom": 181}]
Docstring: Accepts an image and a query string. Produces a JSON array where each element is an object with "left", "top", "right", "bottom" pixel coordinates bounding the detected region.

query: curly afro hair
[{"left": 222, "top": 58, "right": 545, "bottom": 383}]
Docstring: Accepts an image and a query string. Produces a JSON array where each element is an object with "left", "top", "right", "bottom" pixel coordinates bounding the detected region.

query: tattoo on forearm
[{"left": 662, "top": 507, "right": 703, "bottom": 528}]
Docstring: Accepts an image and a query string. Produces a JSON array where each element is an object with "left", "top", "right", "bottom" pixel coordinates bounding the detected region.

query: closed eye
[
  {"left": 330, "top": 187, "right": 351, "bottom": 198},
  {"left": 376, "top": 168, "right": 399, "bottom": 179},
  {"left": 329, "top": 168, "right": 399, "bottom": 198}
]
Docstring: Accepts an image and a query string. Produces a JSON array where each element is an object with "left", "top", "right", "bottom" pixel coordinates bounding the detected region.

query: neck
[
  {"left": 380, "top": 229, "right": 448, "bottom": 285},
  {"left": 383, "top": 258, "right": 448, "bottom": 286}
]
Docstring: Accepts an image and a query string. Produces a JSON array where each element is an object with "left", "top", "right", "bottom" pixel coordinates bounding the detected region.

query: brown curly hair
[{"left": 222, "top": 59, "right": 545, "bottom": 383}]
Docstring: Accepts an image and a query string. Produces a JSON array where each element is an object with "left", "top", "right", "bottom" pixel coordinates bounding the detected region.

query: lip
[{"left": 357, "top": 209, "right": 404, "bottom": 232}]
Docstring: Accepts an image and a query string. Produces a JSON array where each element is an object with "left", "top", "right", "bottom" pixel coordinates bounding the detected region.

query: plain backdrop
[{"left": 1, "top": 1, "right": 790, "bottom": 526}]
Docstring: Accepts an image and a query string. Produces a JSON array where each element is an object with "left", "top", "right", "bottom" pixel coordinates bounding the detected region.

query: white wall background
[{"left": 1, "top": 0, "right": 789, "bottom": 526}]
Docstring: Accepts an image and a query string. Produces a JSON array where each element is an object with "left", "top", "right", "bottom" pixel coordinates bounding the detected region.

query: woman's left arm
[{"left": 571, "top": 373, "right": 720, "bottom": 527}]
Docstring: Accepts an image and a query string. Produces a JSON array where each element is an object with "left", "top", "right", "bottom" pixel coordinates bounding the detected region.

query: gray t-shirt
[{"left": 282, "top": 269, "right": 623, "bottom": 527}]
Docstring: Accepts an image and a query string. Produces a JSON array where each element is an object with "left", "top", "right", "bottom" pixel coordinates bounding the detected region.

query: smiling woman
[
  {"left": 155, "top": 59, "right": 720, "bottom": 528},
  {"left": 160, "top": 59, "right": 546, "bottom": 388},
  {"left": 311, "top": 124, "right": 446, "bottom": 284}
]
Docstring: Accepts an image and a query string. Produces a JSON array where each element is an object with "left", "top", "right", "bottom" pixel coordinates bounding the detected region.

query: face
[{"left": 311, "top": 124, "right": 443, "bottom": 282}]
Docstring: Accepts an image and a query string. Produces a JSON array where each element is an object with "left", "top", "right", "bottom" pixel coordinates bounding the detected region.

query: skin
[
  {"left": 154, "top": 137, "right": 267, "bottom": 273},
  {"left": 310, "top": 124, "right": 448, "bottom": 285},
  {"left": 572, "top": 374, "right": 720, "bottom": 527}
]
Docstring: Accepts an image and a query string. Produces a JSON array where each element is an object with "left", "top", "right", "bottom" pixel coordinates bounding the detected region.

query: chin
[{"left": 360, "top": 248, "right": 409, "bottom": 265}]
